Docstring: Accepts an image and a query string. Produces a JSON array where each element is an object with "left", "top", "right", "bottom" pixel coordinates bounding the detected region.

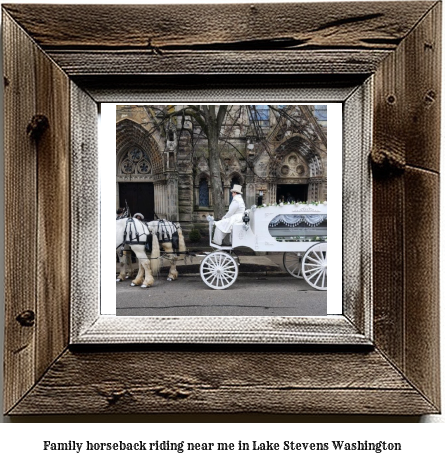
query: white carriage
[{"left": 200, "top": 203, "right": 327, "bottom": 290}]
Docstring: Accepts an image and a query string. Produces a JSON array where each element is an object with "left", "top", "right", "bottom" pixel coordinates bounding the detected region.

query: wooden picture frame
[{"left": 2, "top": 2, "right": 440, "bottom": 415}]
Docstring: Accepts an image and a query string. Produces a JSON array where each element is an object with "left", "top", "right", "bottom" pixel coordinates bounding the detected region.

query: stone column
[
  {"left": 246, "top": 183, "right": 255, "bottom": 208},
  {"left": 167, "top": 176, "right": 179, "bottom": 221},
  {"left": 154, "top": 183, "right": 161, "bottom": 218},
  {"left": 194, "top": 186, "right": 199, "bottom": 208},
  {"left": 161, "top": 184, "right": 166, "bottom": 218},
  {"left": 224, "top": 186, "right": 230, "bottom": 207}
]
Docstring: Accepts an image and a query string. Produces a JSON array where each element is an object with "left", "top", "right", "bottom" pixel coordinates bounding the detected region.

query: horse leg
[
  {"left": 131, "top": 260, "right": 145, "bottom": 286},
  {"left": 131, "top": 245, "right": 154, "bottom": 288},
  {"left": 124, "top": 249, "right": 133, "bottom": 278},
  {"left": 162, "top": 242, "right": 179, "bottom": 281},
  {"left": 117, "top": 248, "right": 132, "bottom": 281},
  {"left": 167, "top": 260, "right": 178, "bottom": 281},
  {"left": 140, "top": 258, "right": 155, "bottom": 288},
  {"left": 117, "top": 253, "right": 126, "bottom": 282}
]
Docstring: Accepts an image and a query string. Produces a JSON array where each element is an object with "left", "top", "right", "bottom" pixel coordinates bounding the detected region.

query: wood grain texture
[
  {"left": 372, "top": 3, "right": 441, "bottom": 411},
  {"left": 47, "top": 50, "right": 390, "bottom": 76},
  {"left": 372, "top": 175, "right": 405, "bottom": 367},
  {"left": 8, "top": 349, "right": 437, "bottom": 415},
  {"left": 70, "top": 83, "right": 99, "bottom": 338},
  {"left": 342, "top": 80, "right": 372, "bottom": 336},
  {"left": 3, "top": 13, "right": 38, "bottom": 414},
  {"left": 35, "top": 38, "right": 71, "bottom": 381},
  {"left": 372, "top": 32, "right": 406, "bottom": 368},
  {"left": 404, "top": 2, "right": 441, "bottom": 172},
  {"left": 404, "top": 168, "right": 440, "bottom": 408},
  {"left": 75, "top": 315, "right": 370, "bottom": 346},
  {"left": 79, "top": 75, "right": 362, "bottom": 104},
  {"left": 2, "top": 2, "right": 435, "bottom": 50},
  {"left": 371, "top": 1, "right": 441, "bottom": 173}
]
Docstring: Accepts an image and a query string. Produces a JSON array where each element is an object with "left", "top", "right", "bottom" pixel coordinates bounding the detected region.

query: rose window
[
  {"left": 137, "top": 160, "right": 151, "bottom": 174},
  {"left": 119, "top": 147, "right": 151, "bottom": 175},
  {"left": 129, "top": 148, "right": 143, "bottom": 162},
  {"left": 122, "top": 159, "right": 134, "bottom": 174},
  {"left": 281, "top": 165, "right": 290, "bottom": 175}
]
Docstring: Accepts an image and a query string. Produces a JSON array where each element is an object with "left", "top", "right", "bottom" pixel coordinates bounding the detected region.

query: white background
[{"left": 0, "top": 0, "right": 444, "bottom": 459}]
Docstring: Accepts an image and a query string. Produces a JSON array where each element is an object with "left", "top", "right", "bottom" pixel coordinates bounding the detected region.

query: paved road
[{"left": 116, "top": 275, "right": 326, "bottom": 317}]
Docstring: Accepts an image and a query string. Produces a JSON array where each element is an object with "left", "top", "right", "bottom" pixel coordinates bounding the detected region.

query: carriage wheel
[
  {"left": 200, "top": 251, "right": 238, "bottom": 289},
  {"left": 302, "top": 243, "right": 327, "bottom": 290},
  {"left": 283, "top": 252, "right": 304, "bottom": 279}
]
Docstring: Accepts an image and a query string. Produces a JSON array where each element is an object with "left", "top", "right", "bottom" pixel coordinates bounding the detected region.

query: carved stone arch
[
  {"left": 275, "top": 133, "right": 324, "bottom": 178},
  {"left": 116, "top": 119, "right": 164, "bottom": 175},
  {"left": 194, "top": 170, "right": 210, "bottom": 185},
  {"left": 226, "top": 171, "right": 244, "bottom": 187},
  {"left": 193, "top": 171, "right": 211, "bottom": 209},
  {"left": 278, "top": 151, "right": 309, "bottom": 178}
]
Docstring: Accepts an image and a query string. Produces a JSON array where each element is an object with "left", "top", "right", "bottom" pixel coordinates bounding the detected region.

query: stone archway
[
  {"left": 116, "top": 119, "right": 164, "bottom": 175},
  {"left": 274, "top": 134, "right": 326, "bottom": 202},
  {"left": 116, "top": 119, "right": 178, "bottom": 220}
]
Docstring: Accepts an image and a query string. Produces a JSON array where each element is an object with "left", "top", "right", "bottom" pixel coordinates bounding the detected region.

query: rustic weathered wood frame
[{"left": 2, "top": 2, "right": 441, "bottom": 415}]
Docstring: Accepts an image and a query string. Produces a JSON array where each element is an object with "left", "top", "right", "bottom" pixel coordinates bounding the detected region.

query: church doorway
[
  {"left": 276, "top": 184, "right": 308, "bottom": 203},
  {"left": 118, "top": 182, "right": 155, "bottom": 220}
]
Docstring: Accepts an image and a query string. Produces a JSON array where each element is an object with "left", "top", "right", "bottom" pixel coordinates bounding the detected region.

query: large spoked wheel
[
  {"left": 302, "top": 242, "right": 327, "bottom": 290},
  {"left": 200, "top": 251, "right": 239, "bottom": 290},
  {"left": 283, "top": 252, "right": 304, "bottom": 279}
]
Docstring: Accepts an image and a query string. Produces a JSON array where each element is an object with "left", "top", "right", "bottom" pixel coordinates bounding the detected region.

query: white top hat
[
  {"left": 134, "top": 212, "right": 144, "bottom": 219},
  {"left": 230, "top": 184, "right": 243, "bottom": 194}
]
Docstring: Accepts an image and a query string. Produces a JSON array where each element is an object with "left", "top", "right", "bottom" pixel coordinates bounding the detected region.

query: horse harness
[
  {"left": 118, "top": 217, "right": 153, "bottom": 256},
  {"left": 118, "top": 218, "right": 182, "bottom": 256},
  {"left": 156, "top": 219, "right": 181, "bottom": 251}
]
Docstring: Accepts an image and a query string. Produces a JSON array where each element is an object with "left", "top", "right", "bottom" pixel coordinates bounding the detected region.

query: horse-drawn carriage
[{"left": 201, "top": 203, "right": 327, "bottom": 290}]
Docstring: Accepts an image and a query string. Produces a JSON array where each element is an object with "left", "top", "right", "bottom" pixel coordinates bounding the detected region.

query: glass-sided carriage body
[{"left": 201, "top": 203, "right": 327, "bottom": 290}]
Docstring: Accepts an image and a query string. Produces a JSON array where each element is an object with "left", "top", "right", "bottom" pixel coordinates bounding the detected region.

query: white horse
[
  {"left": 116, "top": 218, "right": 161, "bottom": 288},
  {"left": 147, "top": 219, "right": 187, "bottom": 281}
]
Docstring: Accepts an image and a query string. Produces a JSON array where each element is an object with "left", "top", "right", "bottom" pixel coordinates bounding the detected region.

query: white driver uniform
[{"left": 213, "top": 193, "right": 245, "bottom": 245}]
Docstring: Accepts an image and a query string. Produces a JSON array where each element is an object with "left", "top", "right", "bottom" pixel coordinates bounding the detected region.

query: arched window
[
  {"left": 199, "top": 178, "right": 209, "bottom": 207},
  {"left": 119, "top": 147, "right": 151, "bottom": 175}
]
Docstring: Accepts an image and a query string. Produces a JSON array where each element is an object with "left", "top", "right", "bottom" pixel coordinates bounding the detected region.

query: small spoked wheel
[
  {"left": 302, "top": 242, "right": 327, "bottom": 290},
  {"left": 283, "top": 252, "right": 304, "bottom": 279},
  {"left": 200, "top": 251, "right": 238, "bottom": 289}
]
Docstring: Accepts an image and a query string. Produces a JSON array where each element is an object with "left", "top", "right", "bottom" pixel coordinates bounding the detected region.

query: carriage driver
[{"left": 213, "top": 184, "right": 245, "bottom": 245}]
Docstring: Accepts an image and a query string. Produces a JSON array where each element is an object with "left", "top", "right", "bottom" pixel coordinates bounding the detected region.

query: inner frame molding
[
  {"left": 71, "top": 84, "right": 373, "bottom": 345},
  {"left": 2, "top": 2, "right": 440, "bottom": 415}
]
